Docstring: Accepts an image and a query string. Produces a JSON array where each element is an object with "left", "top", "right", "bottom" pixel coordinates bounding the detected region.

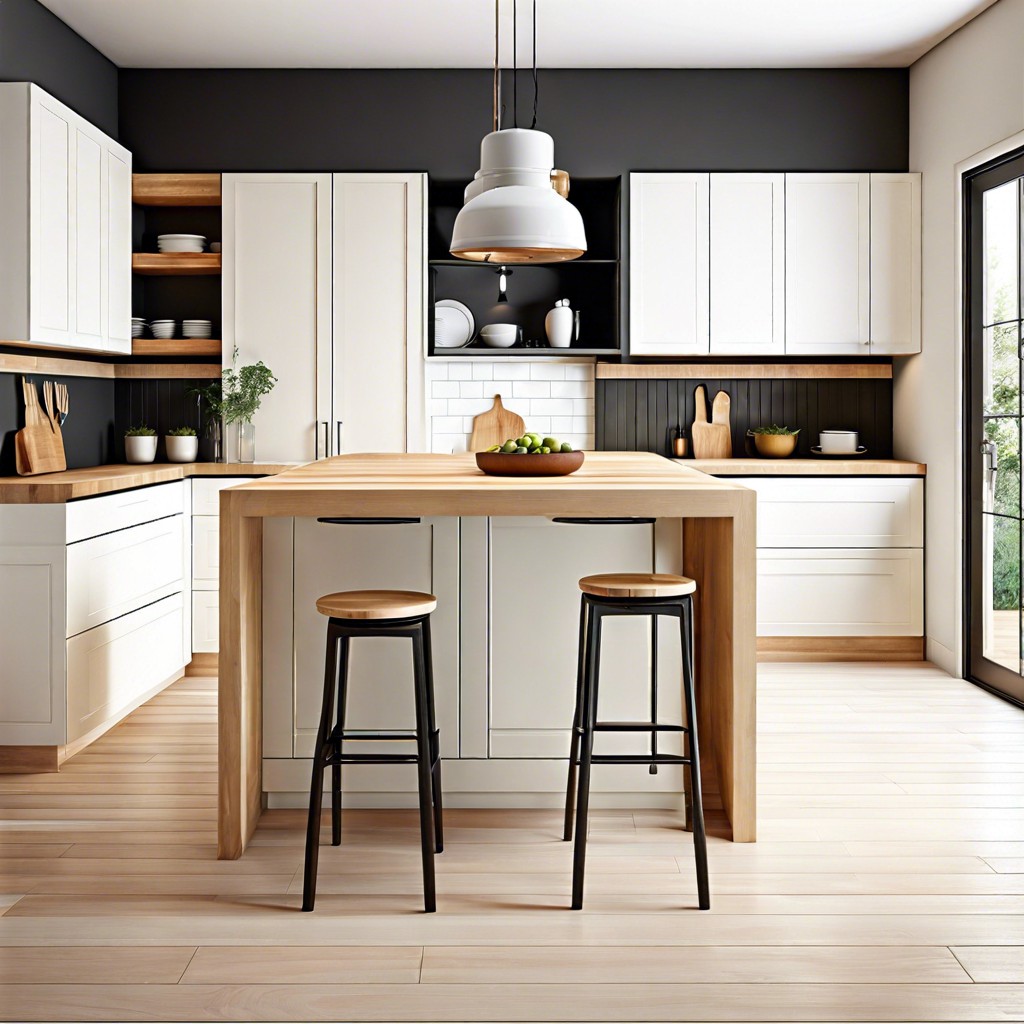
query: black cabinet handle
[
  {"left": 317, "top": 517, "right": 422, "bottom": 526},
  {"left": 551, "top": 517, "right": 656, "bottom": 526}
]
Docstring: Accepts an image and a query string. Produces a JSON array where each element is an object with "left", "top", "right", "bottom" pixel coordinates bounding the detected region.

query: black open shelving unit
[{"left": 427, "top": 177, "right": 621, "bottom": 358}]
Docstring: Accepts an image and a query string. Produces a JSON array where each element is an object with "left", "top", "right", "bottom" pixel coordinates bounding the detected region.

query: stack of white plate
[
  {"left": 157, "top": 233, "right": 206, "bottom": 253},
  {"left": 149, "top": 319, "right": 176, "bottom": 339},
  {"left": 131, "top": 317, "right": 146, "bottom": 338},
  {"left": 434, "top": 299, "right": 474, "bottom": 349},
  {"left": 182, "top": 319, "right": 213, "bottom": 339}
]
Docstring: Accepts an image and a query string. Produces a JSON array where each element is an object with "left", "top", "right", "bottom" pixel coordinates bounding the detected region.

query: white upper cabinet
[
  {"left": 630, "top": 172, "right": 710, "bottom": 355},
  {"left": 869, "top": 173, "right": 921, "bottom": 354},
  {"left": 223, "top": 172, "right": 426, "bottom": 461},
  {"left": 709, "top": 173, "right": 785, "bottom": 356},
  {"left": 223, "top": 173, "right": 334, "bottom": 463},
  {"left": 0, "top": 83, "right": 131, "bottom": 353},
  {"left": 785, "top": 173, "right": 871, "bottom": 355}
]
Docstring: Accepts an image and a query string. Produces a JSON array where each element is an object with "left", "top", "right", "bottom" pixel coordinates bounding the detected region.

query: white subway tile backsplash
[
  {"left": 550, "top": 416, "right": 575, "bottom": 433},
  {"left": 573, "top": 398, "right": 595, "bottom": 416},
  {"left": 447, "top": 397, "right": 492, "bottom": 416},
  {"left": 542, "top": 398, "right": 575, "bottom": 416},
  {"left": 530, "top": 363, "right": 566, "bottom": 381},
  {"left": 447, "top": 363, "right": 472, "bottom": 380},
  {"left": 565, "top": 364, "right": 592, "bottom": 380},
  {"left": 432, "top": 433, "right": 468, "bottom": 454},
  {"left": 503, "top": 362, "right": 532, "bottom": 380},
  {"left": 432, "top": 416, "right": 464, "bottom": 433},
  {"left": 513, "top": 380, "right": 551, "bottom": 399},
  {"left": 432, "top": 380, "right": 459, "bottom": 398},
  {"left": 551, "top": 380, "right": 593, "bottom": 399},
  {"left": 472, "top": 362, "right": 494, "bottom": 380},
  {"left": 458, "top": 381, "right": 485, "bottom": 399}
]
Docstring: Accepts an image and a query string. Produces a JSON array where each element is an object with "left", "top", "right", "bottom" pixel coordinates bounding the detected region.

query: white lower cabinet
[
  {"left": 191, "top": 591, "right": 220, "bottom": 654},
  {"left": 66, "top": 594, "right": 185, "bottom": 745}
]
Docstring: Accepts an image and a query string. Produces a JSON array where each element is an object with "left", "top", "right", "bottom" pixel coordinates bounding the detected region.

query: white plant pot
[
  {"left": 165, "top": 435, "right": 199, "bottom": 463},
  {"left": 125, "top": 435, "right": 158, "bottom": 464}
]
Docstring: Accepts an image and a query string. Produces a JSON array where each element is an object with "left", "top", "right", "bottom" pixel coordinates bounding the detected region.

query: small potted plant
[
  {"left": 749, "top": 424, "right": 800, "bottom": 458},
  {"left": 165, "top": 426, "right": 199, "bottom": 463},
  {"left": 124, "top": 425, "right": 157, "bottom": 464},
  {"left": 221, "top": 347, "right": 278, "bottom": 463}
]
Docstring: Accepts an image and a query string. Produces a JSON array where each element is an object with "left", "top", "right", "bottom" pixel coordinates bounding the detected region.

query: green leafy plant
[
  {"left": 751, "top": 424, "right": 800, "bottom": 436},
  {"left": 190, "top": 381, "right": 223, "bottom": 427},
  {"left": 221, "top": 347, "right": 278, "bottom": 425},
  {"left": 167, "top": 426, "right": 197, "bottom": 437},
  {"left": 124, "top": 424, "right": 156, "bottom": 437}
]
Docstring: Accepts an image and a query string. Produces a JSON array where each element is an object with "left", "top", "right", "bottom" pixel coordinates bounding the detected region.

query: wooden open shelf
[
  {"left": 131, "top": 338, "right": 222, "bottom": 359},
  {"left": 132, "top": 173, "right": 221, "bottom": 206},
  {"left": 132, "top": 253, "right": 221, "bottom": 276},
  {"left": 0, "top": 350, "right": 220, "bottom": 379}
]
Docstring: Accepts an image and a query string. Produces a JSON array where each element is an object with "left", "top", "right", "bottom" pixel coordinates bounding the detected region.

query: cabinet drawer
[
  {"left": 192, "top": 591, "right": 219, "bottom": 653},
  {"left": 66, "top": 593, "right": 185, "bottom": 744},
  {"left": 756, "top": 548, "right": 923, "bottom": 637},
  {"left": 192, "top": 478, "right": 250, "bottom": 516},
  {"left": 66, "top": 481, "right": 184, "bottom": 543},
  {"left": 736, "top": 477, "right": 923, "bottom": 548},
  {"left": 66, "top": 515, "right": 184, "bottom": 637},
  {"left": 192, "top": 515, "right": 219, "bottom": 585}
]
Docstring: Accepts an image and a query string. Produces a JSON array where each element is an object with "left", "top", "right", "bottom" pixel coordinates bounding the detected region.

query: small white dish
[
  {"left": 434, "top": 299, "right": 474, "bottom": 348},
  {"left": 811, "top": 446, "right": 868, "bottom": 457},
  {"left": 157, "top": 233, "right": 206, "bottom": 253},
  {"left": 479, "top": 323, "right": 518, "bottom": 348}
]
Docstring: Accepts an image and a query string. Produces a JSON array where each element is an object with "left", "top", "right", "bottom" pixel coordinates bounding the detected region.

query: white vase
[
  {"left": 124, "top": 435, "right": 157, "bottom": 464},
  {"left": 165, "top": 435, "right": 199, "bottom": 463},
  {"left": 545, "top": 303, "right": 574, "bottom": 348}
]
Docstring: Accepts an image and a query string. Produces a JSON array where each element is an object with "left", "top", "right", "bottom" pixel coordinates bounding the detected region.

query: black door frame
[{"left": 963, "top": 148, "right": 1024, "bottom": 707}]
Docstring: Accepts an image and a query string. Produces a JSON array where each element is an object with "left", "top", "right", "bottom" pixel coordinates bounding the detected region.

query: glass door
[{"left": 966, "top": 152, "right": 1024, "bottom": 704}]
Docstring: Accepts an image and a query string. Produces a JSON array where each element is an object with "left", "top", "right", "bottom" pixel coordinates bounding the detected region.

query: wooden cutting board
[
  {"left": 691, "top": 385, "right": 732, "bottom": 459},
  {"left": 469, "top": 394, "right": 526, "bottom": 452},
  {"left": 15, "top": 378, "right": 66, "bottom": 475}
]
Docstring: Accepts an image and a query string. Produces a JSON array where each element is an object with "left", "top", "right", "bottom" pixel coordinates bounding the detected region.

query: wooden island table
[{"left": 218, "top": 451, "right": 756, "bottom": 857}]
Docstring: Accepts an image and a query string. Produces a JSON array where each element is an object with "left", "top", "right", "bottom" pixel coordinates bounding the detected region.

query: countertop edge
[{"left": 680, "top": 458, "right": 927, "bottom": 477}]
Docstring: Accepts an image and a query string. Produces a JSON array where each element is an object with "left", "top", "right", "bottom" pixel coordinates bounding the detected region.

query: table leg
[
  {"left": 683, "top": 504, "right": 757, "bottom": 842},
  {"left": 218, "top": 502, "right": 264, "bottom": 859}
]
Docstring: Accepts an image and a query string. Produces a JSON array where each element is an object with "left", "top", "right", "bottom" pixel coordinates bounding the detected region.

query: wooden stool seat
[
  {"left": 578, "top": 573, "right": 696, "bottom": 599},
  {"left": 316, "top": 590, "right": 438, "bottom": 620}
]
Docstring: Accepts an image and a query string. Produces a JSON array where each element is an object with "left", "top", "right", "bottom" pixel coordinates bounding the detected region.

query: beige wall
[{"left": 901, "top": 0, "right": 1024, "bottom": 675}]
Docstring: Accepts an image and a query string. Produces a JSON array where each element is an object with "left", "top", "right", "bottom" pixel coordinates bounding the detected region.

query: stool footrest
[
  {"left": 589, "top": 722, "right": 688, "bottom": 733},
  {"left": 331, "top": 730, "right": 418, "bottom": 742},
  {"left": 323, "top": 752, "right": 434, "bottom": 766},
  {"left": 587, "top": 753, "right": 692, "bottom": 766}
]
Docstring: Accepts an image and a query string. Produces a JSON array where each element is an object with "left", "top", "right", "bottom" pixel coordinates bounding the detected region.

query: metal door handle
[
  {"left": 320, "top": 421, "right": 329, "bottom": 460},
  {"left": 336, "top": 420, "right": 344, "bottom": 455},
  {"left": 982, "top": 439, "right": 998, "bottom": 509}
]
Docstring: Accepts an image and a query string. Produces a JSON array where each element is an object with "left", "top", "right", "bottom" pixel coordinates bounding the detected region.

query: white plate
[
  {"left": 434, "top": 299, "right": 474, "bottom": 349},
  {"left": 810, "top": 446, "right": 868, "bottom": 457}
]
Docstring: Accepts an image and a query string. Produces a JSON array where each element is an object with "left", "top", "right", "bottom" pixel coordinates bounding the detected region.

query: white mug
[{"left": 819, "top": 430, "right": 858, "bottom": 454}]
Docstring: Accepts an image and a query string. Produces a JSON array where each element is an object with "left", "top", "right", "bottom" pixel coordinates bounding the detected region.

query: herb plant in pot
[
  {"left": 165, "top": 426, "right": 199, "bottom": 463},
  {"left": 749, "top": 424, "right": 800, "bottom": 459},
  {"left": 124, "top": 425, "right": 158, "bottom": 464},
  {"left": 221, "top": 348, "right": 278, "bottom": 464}
]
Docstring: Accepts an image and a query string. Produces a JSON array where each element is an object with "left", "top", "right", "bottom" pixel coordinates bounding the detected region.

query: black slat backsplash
[
  {"left": 596, "top": 376, "right": 893, "bottom": 458},
  {"left": 113, "top": 378, "right": 209, "bottom": 462}
]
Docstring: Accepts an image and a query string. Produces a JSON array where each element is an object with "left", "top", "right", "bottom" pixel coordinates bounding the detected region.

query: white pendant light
[{"left": 450, "top": 0, "right": 586, "bottom": 264}]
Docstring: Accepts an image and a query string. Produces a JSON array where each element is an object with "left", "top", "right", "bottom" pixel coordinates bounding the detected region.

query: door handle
[
  {"left": 336, "top": 420, "right": 344, "bottom": 455},
  {"left": 319, "top": 420, "right": 329, "bottom": 460},
  {"left": 981, "top": 439, "right": 998, "bottom": 509}
]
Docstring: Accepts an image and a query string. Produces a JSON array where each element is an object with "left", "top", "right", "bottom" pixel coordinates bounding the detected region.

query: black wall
[
  {"left": 118, "top": 68, "right": 908, "bottom": 175},
  {"left": 0, "top": 0, "right": 117, "bottom": 136},
  {"left": 597, "top": 376, "right": 894, "bottom": 459}
]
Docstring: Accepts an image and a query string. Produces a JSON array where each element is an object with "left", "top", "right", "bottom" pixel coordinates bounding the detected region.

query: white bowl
[
  {"left": 479, "top": 323, "right": 518, "bottom": 348},
  {"left": 157, "top": 233, "right": 206, "bottom": 253}
]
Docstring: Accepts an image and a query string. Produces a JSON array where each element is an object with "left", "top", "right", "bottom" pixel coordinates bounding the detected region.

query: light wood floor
[{"left": 2, "top": 662, "right": 1024, "bottom": 1022}]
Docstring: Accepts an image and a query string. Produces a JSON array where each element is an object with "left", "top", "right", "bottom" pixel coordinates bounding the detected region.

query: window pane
[
  {"left": 984, "top": 416, "right": 1021, "bottom": 516},
  {"left": 984, "top": 513, "right": 1021, "bottom": 672},
  {"left": 984, "top": 179, "right": 1019, "bottom": 326},
  {"left": 984, "top": 323, "right": 1021, "bottom": 415}
]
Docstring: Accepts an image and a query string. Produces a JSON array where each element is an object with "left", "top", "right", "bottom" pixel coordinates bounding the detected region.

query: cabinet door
[
  {"left": 71, "top": 125, "right": 105, "bottom": 350},
  {"left": 333, "top": 173, "right": 426, "bottom": 454},
  {"left": 785, "top": 173, "right": 870, "bottom": 355},
  {"left": 487, "top": 518, "right": 683, "bottom": 758},
  {"left": 630, "top": 172, "right": 710, "bottom": 355},
  {"left": 191, "top": 591, "right": 219, "bottom": 654},
  {"left": 870, "top": 172, "right": 921, "bottom": 355},
  {"left": 710, "top": 173, "right": 784, "bottom": 355},
  {"left": 191, "top": 515, "right": 219, "bottom": 585},
  {"left": 29, "top": 90, "right": 72, "bottom": 347},
  {"left": 291, "top": 517, "right": 459, "bottom": 760},
  {"left": 757, "top": 548, "right": 923, "bottom": 637},
  {"left": 223, "top": 173, "right": 333, "bottom": 462},
  {"left": 104, "top": 143, "right": 132, "bottom": 354}
]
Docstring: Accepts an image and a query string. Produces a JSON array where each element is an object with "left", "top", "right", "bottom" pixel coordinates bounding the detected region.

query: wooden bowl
[
  {"left": 475, "top": 450, "right": 585, "bottom": 477},
  {"left": 751, "top": 432, "right": 798, "bottom": 458}
]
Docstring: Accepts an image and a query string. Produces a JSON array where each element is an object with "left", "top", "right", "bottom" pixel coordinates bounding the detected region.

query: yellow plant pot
[{"left": 751, "top": 432, "right": 798, "bottom": 458}]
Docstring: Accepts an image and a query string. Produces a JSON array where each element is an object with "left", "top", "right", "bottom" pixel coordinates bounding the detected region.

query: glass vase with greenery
[{"left": 221, "top": 348, "right": 278, "bottom": 463}]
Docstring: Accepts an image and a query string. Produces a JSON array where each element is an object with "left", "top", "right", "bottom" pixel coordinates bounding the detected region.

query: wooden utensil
[
  {"left": 15, "top": 376, "right": 66, "bottom": 475},
  {"left": 469, "top": 394, "right": 526, "bottom": 452},
  {"left": 55, "top": 382, "right": 69, "bottom": 426},
  {"left": 691, "top": 385, "right": 732, "bottom": 459}
]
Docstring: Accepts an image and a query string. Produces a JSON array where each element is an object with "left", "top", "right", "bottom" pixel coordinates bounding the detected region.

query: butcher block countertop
[
  {"left": 0, "top": 463, "right": 292, "bottom": 503},
  {"left": 684, "top": 458, "right": 926, "bottom": 477}
]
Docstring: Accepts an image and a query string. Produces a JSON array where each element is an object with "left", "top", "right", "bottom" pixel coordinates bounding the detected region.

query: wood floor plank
[
  {"left": 0, "top": 946, "right": 196, "bottom": 983},
  {"left": 950, "top": 945, "right": 1024, "bottom": 981},
  {"left": 180, "top": 945, "right": 422, "bottom": 984}
]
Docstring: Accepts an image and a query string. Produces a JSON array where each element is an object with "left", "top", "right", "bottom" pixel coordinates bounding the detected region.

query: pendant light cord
[
  {"left": 493, "top": 0, "right": 499, "bottom": 132},
  {"left": 512, "top": 0, "right": 518, "bottom": 128},
  {"left": 531, "top": 0, "right": 538, "bottom": 129}
]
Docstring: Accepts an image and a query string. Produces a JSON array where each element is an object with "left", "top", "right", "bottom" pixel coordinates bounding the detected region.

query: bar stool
[
  {"left": 301, "top": 589, "right": 444, "bottom": 913},
  {"left": 563, "top": 572, "right": 709, "bottom": 911}
]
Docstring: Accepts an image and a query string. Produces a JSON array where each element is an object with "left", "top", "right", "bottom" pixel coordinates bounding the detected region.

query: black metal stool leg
[
  {"left": 681, "top": 598, "right": 710, "bottom": 910},
  {"left": 421, "top": 615, "right": 444, "bottom": 854},
  {"left": 411, "top": 622, "right": 437, "bottom": 913},
  {"left": 649, "top": 616, "right": 659, "bottom": 775},
  {"left": 331, "top": 635, "right": 350, "bottom": 847},
  {"left": 563, "top": 596, "right": 588, "bottom": 841},
  {"left": 303, "top": 622, "right": 341, "bottom": 912},
  {"left": 571, "top": 602, "right": 601, "bottom": 910}
]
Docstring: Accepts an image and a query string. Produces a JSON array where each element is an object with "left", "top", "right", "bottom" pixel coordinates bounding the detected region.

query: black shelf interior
[{"left": 427, "top": 177, "right": 621, "bottom": 357}]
